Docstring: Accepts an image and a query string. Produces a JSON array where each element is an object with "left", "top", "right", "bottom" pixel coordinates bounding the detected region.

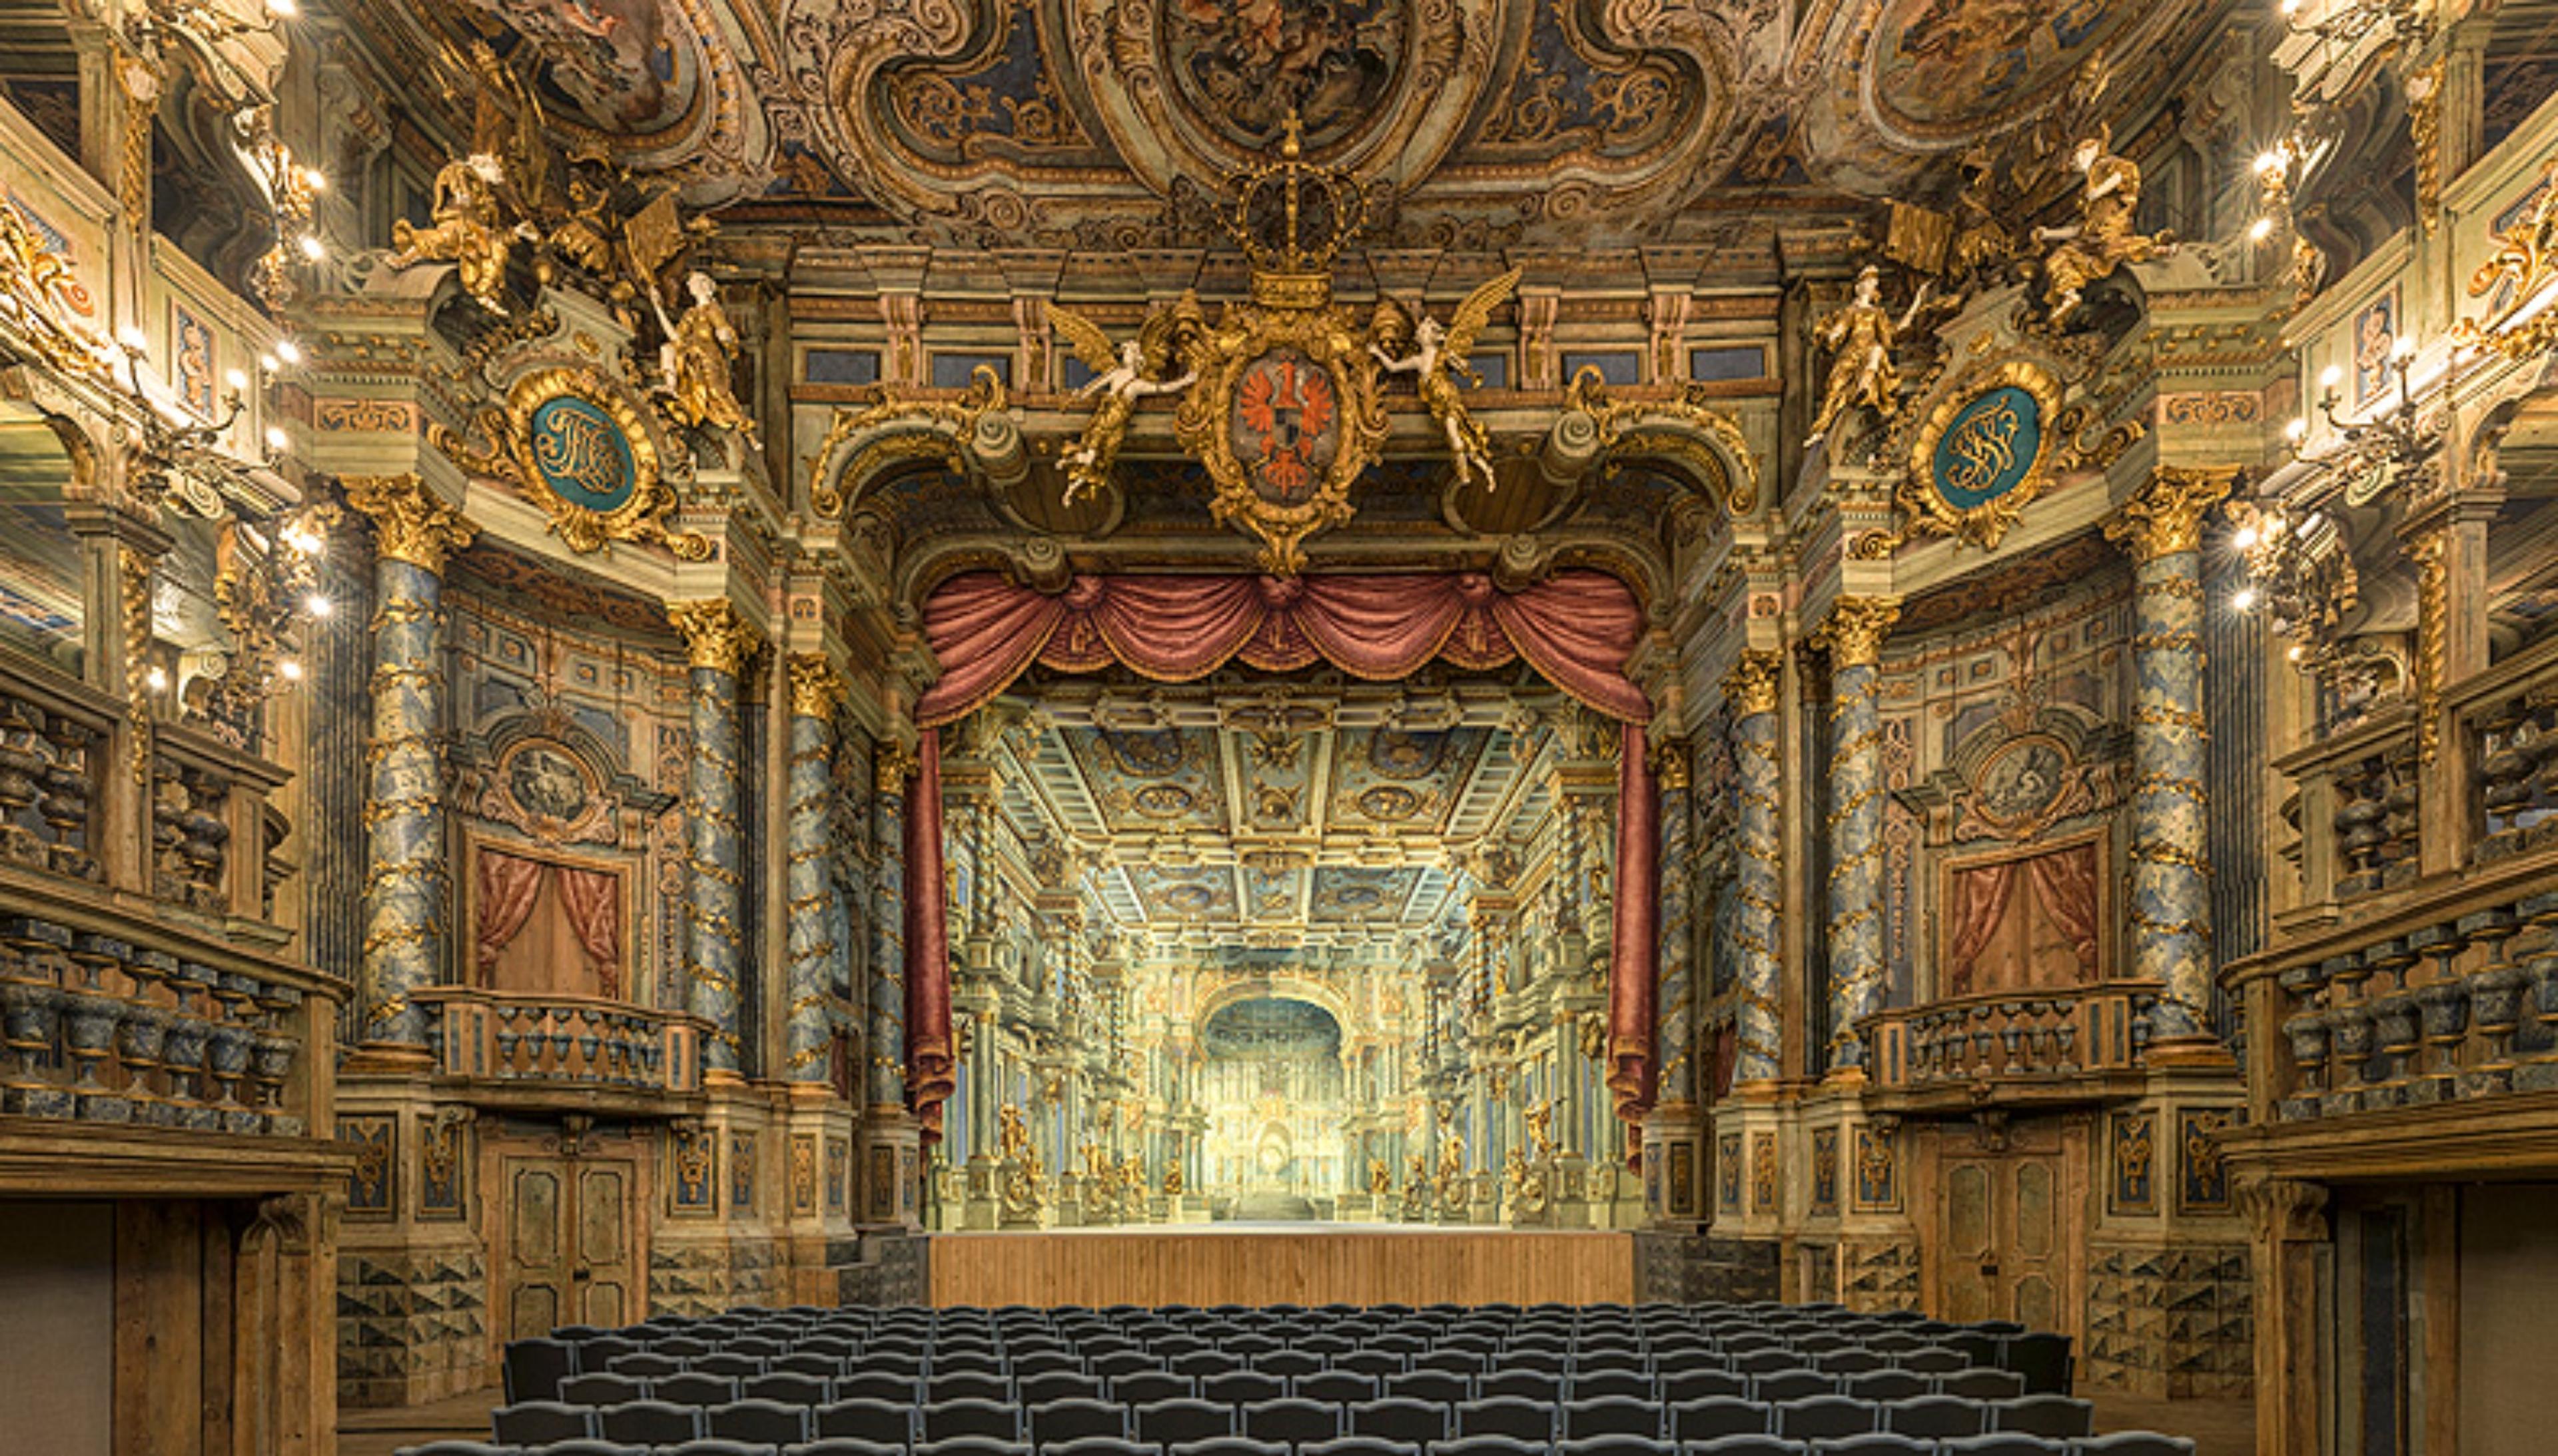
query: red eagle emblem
[{"left": 1234, "top": 352, "right": 1338, "bottom": 498}]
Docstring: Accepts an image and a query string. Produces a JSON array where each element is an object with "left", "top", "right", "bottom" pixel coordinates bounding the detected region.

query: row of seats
[
  {"left": 483, "top": 1393, "right": 2105, "bottom": 1448},
  {"left": 544, "top": 1367, "right": 2033, "bottom": 1409},
  {"left": 560, "top": 1344, "right": 2017, "bottom": 1378},
  {"left": 402, "top": 1433, "right": 2192, "bottom": 1456}
]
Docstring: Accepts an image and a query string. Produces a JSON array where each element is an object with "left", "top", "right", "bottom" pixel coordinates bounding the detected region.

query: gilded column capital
[
  {"left": 345, "top": 473, "right": 477, "bottom": 573},
  {"left": 1817, "top": 597, "right": 1901, "bottom": 669},
  {"left": 876, "top": 739, "right": 919, "bottom": 797},
  {"left": 667, "top": 598, "right": 763, "bottom": 677},
  {"left": 2104, "top": 466, "right": 2240, "bottom": 563},
  {"left": 786, "top": 652, "right": 847, "bottom": 719},
  {"left": 1722, "top": 649, "right": 1783, "bottom": 716},
  {"left": 1649, "top": 738, "right": 1692, "bottom": 792}
]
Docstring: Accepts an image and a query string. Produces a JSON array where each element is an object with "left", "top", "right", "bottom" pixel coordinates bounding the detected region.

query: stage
[{"left": 927, "top": 1224, "right": 1637, "bottom": 1308}]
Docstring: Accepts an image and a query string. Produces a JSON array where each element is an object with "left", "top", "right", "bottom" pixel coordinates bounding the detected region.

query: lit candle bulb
[
  {"left": 278, "top": 659, "right": 303, "bottom": 682},
  {"left": 2232, "top": 587, "right": 2259, "bottom": 611},
  {"left": 264, "top": 426, "right": 290, "bottom": 452},
  {"left": 274, "top": 338, "right": 303, "bottom": 365}
]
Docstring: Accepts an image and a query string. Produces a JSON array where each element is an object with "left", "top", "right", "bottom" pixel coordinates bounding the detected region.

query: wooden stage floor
[{"left": 929, "top": 1223, "right": 1636, "bottom": 1308}]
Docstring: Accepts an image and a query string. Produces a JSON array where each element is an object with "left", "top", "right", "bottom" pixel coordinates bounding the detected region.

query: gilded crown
[{"left": 1220, "top": 112, "right": 1368, "bottom": 310}]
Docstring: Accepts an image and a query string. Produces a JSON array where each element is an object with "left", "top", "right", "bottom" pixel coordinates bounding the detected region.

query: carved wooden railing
[
  {"left": 1859, "top": 981, "right": 2164, "bottom": 1097},
  {"left": 414, "top": 985, "right": 709, "bottom": 1098},
  {"left": 0, "top": 905, "right": 336, "bottom": 1137}
]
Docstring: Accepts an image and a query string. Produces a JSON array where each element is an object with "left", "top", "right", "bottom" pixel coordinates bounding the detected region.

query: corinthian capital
[
  {"left": 2104, "top": 466, "right": 2241, "bottom": 564},
  {"left": 667, "top": 599, "right": 763, "bottom": 677},
  {"left": 344, "top": 474, "right": 476, "bottom": 573},
  {"left": 1721, "top": 649, "right": 1783, "bottom": 717},
  {"left": 1817, "top": 597, "right": 1900, "bottom": 669},
  {"left": 787, "top": 653, "right": 847, "bottom": 719}
]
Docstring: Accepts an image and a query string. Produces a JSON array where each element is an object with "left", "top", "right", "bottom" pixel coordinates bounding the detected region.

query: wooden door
[
  {"left": 1926, "top": 1118, "right": 2084, "bottom": 1341},
  {"left": 500, "top": 1151, "right": 640, "bottom": 1341}
]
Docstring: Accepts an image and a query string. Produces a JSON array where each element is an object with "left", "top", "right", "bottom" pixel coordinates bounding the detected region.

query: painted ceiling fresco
[
  {"left": 997, "top": 670, "right": 1570, "bottom": 953},
  {"left": 356, "top": 0, "right": 2210, "bottom": 244}
]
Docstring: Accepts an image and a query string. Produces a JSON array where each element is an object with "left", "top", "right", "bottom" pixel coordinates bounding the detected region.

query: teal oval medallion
[
  {"left": 529, "top": 395, "right": 638, "bottom": 514},
  {"left": 1930, "top": 384, "right": 2044, "bottom": 511}
]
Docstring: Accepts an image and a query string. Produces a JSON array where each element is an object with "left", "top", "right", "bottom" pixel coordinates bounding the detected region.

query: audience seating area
[{"left": 404, "top": 1302, "right": 2196, "bottom": 1456}]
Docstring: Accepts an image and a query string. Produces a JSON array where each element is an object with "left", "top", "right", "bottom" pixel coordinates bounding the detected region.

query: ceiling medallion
[
  {"left": 432, "top": 366, "right": 712, "bottom": 560},
  {"left": 1173, "top": 115, "right": 1391, "bottom": 575}
]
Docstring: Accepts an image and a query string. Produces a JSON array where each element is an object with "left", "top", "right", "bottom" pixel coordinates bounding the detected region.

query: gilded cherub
[
  {"left": 1372, "top": 266, "right": 1521, "bottom": 492},
  {"left": 1806, "top": 266, "right": 1930, "bottom": 448},
  {"left": 999, "top": 1103, "right": 1031, "bottom": 1161},
  {"left": 2033, "top": 127, "right": 2172, "bottom": 328},
  {"left": 1049, "top": 300, "right": 1202, "bottom": 506},
  {"left": 388, "top": 153, "right": 525, "bottom": 314},
  {"left": 1367, "top": 1156, "right": 1390, "bottom": 1196},
  {"left": 1526, "top": 1100, "right": 1557, "bottom": 1162},
  {"left": 660, "top": 270, "right": 759, "bottom": 445}
]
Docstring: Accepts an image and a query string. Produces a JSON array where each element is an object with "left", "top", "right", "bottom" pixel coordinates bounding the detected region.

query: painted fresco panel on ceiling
[
  {"left": 1233, "top": 726, "right": 1316, "bottom": 833},
  {"left": 1065, "top": 726, "right": 1229, "bottom": 835},
  {"left": 1122, "top": 864, "right": 1242, "bottom": 922},
  {"left": 1326, "top": 726, "right": 1488, "bottom": 833},
  {"left": 1162, "top": 0, "right": 1405, "bottom": 151},
  {"left": 1241, "top": 862, "right": 1305, "bottom": 919},
  {"left": 1474, "top": 0, "right": 1702, "bottom": 162},
  {"left": 1308, "top": 866, "right": 1422, "bottom": 922},
  {"left": 883, "top": 0, "right": 1102, "bottom": 161},
  {"left": 1865, "top": 0, "right": 2121, "bottom": 141}
]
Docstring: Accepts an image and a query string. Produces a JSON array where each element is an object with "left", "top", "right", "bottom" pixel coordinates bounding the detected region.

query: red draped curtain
[
  {"left": 903, "top": 569, "right": 1661, "bottom": 1152},
  {"left": 474, "top": 847, "right": 626, "bottom": 999},
  {"left": 1944, "top": 841, "right": 2103, "bottom": 998}
]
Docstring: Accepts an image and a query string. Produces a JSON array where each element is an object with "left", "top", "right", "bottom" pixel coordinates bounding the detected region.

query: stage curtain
[
  {"left": 904, "top": 729, "right": 958, "bottom": 1142},
  {"left": 907, "top": 567, "right": 1659, "bottom": 1150},
  {"left": 555, "top": 865, "right": 624, "bottom": 999},
  {"left": 914, "top": 569, "right": 1653, "bottom": 727},
  {"left": 1946, "top": 859, "right": 2018, "bottom": 999},
  {"left": 474, "top": 849, "right": 547, "bottom": 977},
  {"left": 2026, "top": 841, "right": 2102, "bottom": 978},
  {"left": 1606, "top": 720, "right": 1661, "bottom": 1154}
]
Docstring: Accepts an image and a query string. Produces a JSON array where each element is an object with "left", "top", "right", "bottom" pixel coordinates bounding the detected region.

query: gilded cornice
[{"left": 344, "top": 473, "right": 478, "bottom": 573}]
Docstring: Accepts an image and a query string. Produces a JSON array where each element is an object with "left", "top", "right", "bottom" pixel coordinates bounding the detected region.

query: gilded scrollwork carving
[
  {"left": 808, "top": 366, "right": 1010, "bottom": 519},
  {"left": 430, "top": 366, "right": 711, "bottom": 560},
  {"left": 1563, "top": 369, "right": 1761, "bottom": 516}
]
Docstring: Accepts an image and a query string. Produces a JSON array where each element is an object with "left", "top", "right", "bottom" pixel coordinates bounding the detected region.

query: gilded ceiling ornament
[
  {"left": 1049, "top": 300, "right": 1205, "bottom": 506},
  {"left": 387, "top": 154, "right": 524, "bottom": 314},
  {"left": 2102, "top": 466, "right": 2238, "bottom": 565},
  {"left": 430, "top": 366, "right": 711, "bottom": 561},
  {"left": 0, "top": 198, "right": 113, "bottom": 381},
  {"left": 1372, "top": 267, "right": 1521, "bottom": 493},
  {"left": 344, "top": 473, "right": 478, "bottom": 573},
  {"left": 1173, "top": 116, "right": 1390, "bottom": 575},
  {"left": 1805, "top": 266, "right": 1929, "bottom": 450},
  {"left": 1563, "top": 370, "right": 1762, "bottom": 516},
  {"left": 657, "top": 271, "right": 758, "bottom": 446},
  {"left": 667, "top": 598, "right": 763, "bottom": 677},
  {"left": 2032, "top": 129, "right": 2172, "bottom": 328},
  {"left": 807, "top": 366, "right": 1009, "bottom": 518}
]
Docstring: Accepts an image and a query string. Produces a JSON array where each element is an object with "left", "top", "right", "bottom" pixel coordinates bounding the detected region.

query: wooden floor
[{"left": 929, "top": 1224, "right": 1636, "bottom": 1308}]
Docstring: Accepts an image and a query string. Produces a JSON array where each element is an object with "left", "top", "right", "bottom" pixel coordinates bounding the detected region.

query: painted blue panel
[
  {"left": 1689, "top": 346, "right": 1765, "bottom": 382},
  {"left": 807, "top": 348, "right": 881, "bottom": 385},
  {"left": 1468, "top": 352, "right": 1509, "bottom": 389},
  {"left": 931, "top": 353, "right": 1011, "bottom": 390},
  {"left": 1930, "top": 384, "right": 2043, "bottom": 511},
  {"left": 1562, "top": 351, "right": 1642, "bottom": 386}
]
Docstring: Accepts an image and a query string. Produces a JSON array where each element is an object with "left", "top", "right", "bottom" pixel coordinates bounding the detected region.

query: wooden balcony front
[
  {"left": 1857, "top": 980, "right": 2164, "bottom": 1115},
  {"left": 412, "top": 985, "right": 711, "bottom": 1116}
]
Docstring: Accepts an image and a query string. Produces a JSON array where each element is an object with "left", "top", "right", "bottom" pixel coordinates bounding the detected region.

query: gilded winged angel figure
[
  {"left": 1372, "top": 266, "right": 1521, "bottom": 492},
  {"left": 1049, "top": 302, "right": 1200, "bottom": 505}
]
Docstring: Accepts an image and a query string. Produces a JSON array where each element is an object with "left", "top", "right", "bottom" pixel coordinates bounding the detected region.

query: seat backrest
[
  {"left": 1932, "top": 1435, "right": 2064, "bottom": 1456},
  {"left": 667, "top": 1437, "right": 787, "bottom": 1456},
  {"left": 1164, "top": 1439, "right": 1290, "bottom": 1456},
  {"left": 1384, "top": 1371, "right": 1470, "bottom": 1406},
  {"left": 1027, "top": 1398, "right": 1128, "bottom": 1445},
  {"left": 1134, "top": 1398, "right": 1235, "bottom": 1447},
  {"left": 1454, "top": 1396, "right": 1555, "bottom": 1442},
  {"left": 1667, "top": 1396, "right": 1769, "bottom": 1443},
  {"left": 1563, "top": 1396, "right": 1663, "bottom": 1439},
  {"left": 1999, "top": 1335, "right": 2073, "bottom": 1396},
  {"left": 596, "top": 1399, "right": 705, "bottom": 1445},
  {"left": 1201, "top": 1371, "right": 1287, "bottom": 1405},
  {"left": 1474, "top": 1370, "right": 1561, "bottom": 1403},
  {"left": 656, "top": 1374, "right": 743, "bottom": 1407},
  {"left": 1663, "top": 1369, "right": 1748, "bottom": 1403},
  {"left": 1879, "top": 1395, "right": 1986, "bottom": 1439},
  {"left": 1770, "top": 1397, "right": 1875, "bottom": 1439},
  {"left": 560, "top": 1373, "right": 648, "bottom": 1407},
  {"left": 1555, "top": 1438, "right": 1673, "bottom": 1456},
  {"left": 1344, "top": 1397, "right": 1446, "bottom": 1445},
  {"left": 1239, "top": 1397, "right": 1342, "bottom": 1445},
  {"left": 1809, "top": 1437, "right": 1931, "bottom": 1456},
  {"left": 1301, "top": 1439, "right": 1420, "bottom": 1456},
  {"left": 923, "top": 1398, "right": 1024, "bottom": 1442},
  {"left": 1296, "top": 1371, "right": 1379, "bottom": 1403},
  {"left": 490, "top": 1401, "right": 596, "bottom": 1445},
  {"left": 2070, "top": 1436, "right": 2195, "bottom": 1456},
  {"left": 1258, "top": 1351, "right": 1323, "bottom": 1377},
  {"left": 1936, "top": 1370, "right": 2026, "bottom": 1401},
  {"left": 1042, "top": 1440, "right": 1152, "bottom": 1456},
  {"left": 1677, "top": 1437, "right": 1802, "bottom": 1456},
  {"left": 781, "top": 1439, "right": 902, "bottom": 1456},
  {"left": 1426, "top": 1435, "right": 1545, "bottom": 1456},
  {"left": 745, "top": 1373, "right": 831, "bottom": 1406},
  {"left": 814, "top": 1398, "right": 916, "bottom": 1444},
  {"left": 707, "top": 1399, "right": 813, "bottom": 1445},
  {"left": 1988, "top": 1396, "right": 2093, "bottom": 1439}
]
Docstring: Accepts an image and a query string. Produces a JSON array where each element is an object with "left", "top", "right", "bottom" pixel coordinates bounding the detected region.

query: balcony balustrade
[
  {"left": 412, "top": 985, "right": 708, "bottom": 1108},
  {"left": 1859, "top": 981, "right": 2163, "bottom": 1110}
]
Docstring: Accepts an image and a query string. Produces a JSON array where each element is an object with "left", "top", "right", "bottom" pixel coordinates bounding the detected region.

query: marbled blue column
[
  {"left": 2106, "top": 470, "right": 2234, "bottom": 1040},
  {"left": 670, "top": 601, "right": 759, "bottom": 1077},
  {"left": 1654, "top": 749, "right": 1697, "bottom": 1108},
  {"left": 783, "top": 656, "right": 843, "bottom": 1084},
  {"left": 1823, "top": 599, "right": 1898, "bottom": 1073},
  {"left": 1726, "top": 652, "right": 1785, "bottom": 1082},
  {"left": 868, "top": 749, "right": 910, "bottom": 1110},
  {"left": 345, "top": 476, "right": 474, "bottom": 1051}
]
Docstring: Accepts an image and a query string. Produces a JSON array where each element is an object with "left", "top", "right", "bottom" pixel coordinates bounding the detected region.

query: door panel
[
  {"left": 578, "top": 1162, "right": 636, "bottom": 1327},
  {"left": 1943, "top": 1162, "right": 1994, "bottom": 1322},
  {"left": 499, "top": 1150, "right": 640, "bottom": 1342},
  {"left": 1926, "top": 1121, "right": 2085, "bottom": 1347},
  {"left": 506, "top": 1162, "right": 567, "bottom": 1342}
]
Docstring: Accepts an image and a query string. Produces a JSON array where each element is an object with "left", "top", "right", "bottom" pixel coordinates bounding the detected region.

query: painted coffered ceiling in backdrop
[
  {"left": 986, "top": 667, "right": 1582, "bottom": 958},
  {"left": 356, "top": 0, "right": 2210, "bottom": 246}
]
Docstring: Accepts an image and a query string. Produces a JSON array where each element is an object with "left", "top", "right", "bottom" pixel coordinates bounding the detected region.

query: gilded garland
[{"left": 432, "top": 367, "right": 711, "bottom": 559}]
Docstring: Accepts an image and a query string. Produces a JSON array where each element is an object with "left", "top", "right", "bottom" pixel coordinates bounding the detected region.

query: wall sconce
[{"left": 2286, "top": 332, "right": 2443, "bottom": 507}]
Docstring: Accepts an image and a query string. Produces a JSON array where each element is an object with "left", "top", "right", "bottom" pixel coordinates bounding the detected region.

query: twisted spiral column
[
  {"left": 344, "top": 476, "right": 474, "bottom": 1052},
  {"left": 868, "top": 745, "right": 913, "bottom": 1110},
  {"left": 783, "top": 655, "right": 845, "bottom": 1084},
  {"left": 669, "top": 600, "right": 761, "bottom": 1077},
  {"left": 1822, "top": 598, "right": 1899, "bottom": 1073},
  {"left": 1726, "top": 651, "right": 1785, "bottom": 1082},
  {"left": 1653, "top": 743, "right": 1696, "bottom": 1108},
  {"left": 2105, "top": 468, "right": 2236, "bottom": 1040}
]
